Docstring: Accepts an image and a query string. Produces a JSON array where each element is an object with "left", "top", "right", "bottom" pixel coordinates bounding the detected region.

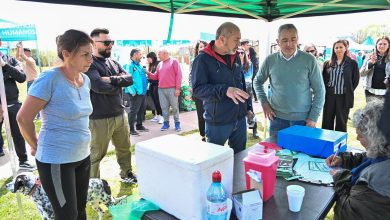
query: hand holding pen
[{"left": 326, "top": 144, "right": 342, "bottom": 167}]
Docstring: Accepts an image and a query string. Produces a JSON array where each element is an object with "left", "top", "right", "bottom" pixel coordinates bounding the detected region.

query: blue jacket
[
  {"left": 191, "top": 41, "right": 252, "bottom": 125},
  {"left": 124, "top": 60, "right": 148, "bottom": 96}
]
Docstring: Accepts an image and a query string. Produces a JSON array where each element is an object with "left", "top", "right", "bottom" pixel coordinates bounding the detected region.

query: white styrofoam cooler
[{"left": 135, "top": 134, "right": 234, "bottom": 220}]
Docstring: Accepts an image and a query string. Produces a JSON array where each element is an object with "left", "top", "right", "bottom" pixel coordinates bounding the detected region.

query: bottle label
[{"left": 207, "top": 201, "right": 228, "bottom": 215}]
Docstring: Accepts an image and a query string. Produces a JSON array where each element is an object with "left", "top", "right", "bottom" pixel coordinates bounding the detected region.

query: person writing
[
  {"left": 17, "top": 30, "right": 94, "bottom": 220},
  {"left": 326, "top": 100, "right": 390, "bottom": 220}
]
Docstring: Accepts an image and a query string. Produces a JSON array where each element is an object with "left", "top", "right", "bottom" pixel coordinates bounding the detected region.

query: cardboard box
[
  {"left": 278, "top": 125, "right": 347, "bottom": 158},
  {"left": 135, "top": 134, "right": 234, "bottom": 220},
  {"left": 233, "top": 189, "right": 263, "bottom": 220}
]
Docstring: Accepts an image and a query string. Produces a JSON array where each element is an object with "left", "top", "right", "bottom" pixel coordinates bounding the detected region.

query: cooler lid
[
  {"left": 279, "top": 125, "right": 347, "bottom": 142},
  {"left": 135, "top": 134, "right": 234, "bottom": 171}
]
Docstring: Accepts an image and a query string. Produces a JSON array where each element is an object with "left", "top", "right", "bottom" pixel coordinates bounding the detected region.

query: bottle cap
[{"left": 212, "top": 170, "right": 222, "bottom": 182}]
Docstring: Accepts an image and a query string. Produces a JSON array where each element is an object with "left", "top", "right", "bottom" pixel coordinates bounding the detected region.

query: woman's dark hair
[
  {"left": 329, "top": 40, "right": 348, "bottom": 67},
  {"left": 147, "top": 52, "right": 159, "bottom": 72},
  {"left": 56, "top": 29, "right": 93, "bottom": 61},
  {"left": 194, "top": 41, "right": 208, "bottom": 57},
  {"left": 238, "top": 48, "right": 250, "bottom": 72},
  {"left": 375, "top": 36, "right": 390, "bottom": 61}
]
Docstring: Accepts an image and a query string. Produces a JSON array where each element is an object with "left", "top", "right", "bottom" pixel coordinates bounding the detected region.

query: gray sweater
[{"left": 254, "top": 50, "right": 325, "bottom": 121}]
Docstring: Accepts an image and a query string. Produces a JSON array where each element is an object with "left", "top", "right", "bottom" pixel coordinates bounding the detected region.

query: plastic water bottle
[{"left": 206, "top": 170, "right": 228, "bottom": 220}]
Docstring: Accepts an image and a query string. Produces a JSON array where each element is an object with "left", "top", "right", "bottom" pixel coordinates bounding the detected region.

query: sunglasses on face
[
  {"left": 95, "top": 40, "right": 115, "bottom": 46},
  {"left": 306, "top": 50, "right": 316, "bottom": 53},
  {"left": 238, "top": 52, "right": 245, "bottom": 55}
]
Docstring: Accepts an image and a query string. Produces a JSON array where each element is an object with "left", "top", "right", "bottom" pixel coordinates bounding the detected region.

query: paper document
[{"left": 293, "top": 153, "right": 334, "bottom": 185}]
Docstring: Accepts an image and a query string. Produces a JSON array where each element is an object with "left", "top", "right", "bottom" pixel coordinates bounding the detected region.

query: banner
[{"left": 0, "top": 24, "right": 37, "bottom": 41}]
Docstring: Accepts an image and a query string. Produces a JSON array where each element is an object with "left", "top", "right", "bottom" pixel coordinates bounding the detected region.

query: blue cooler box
[{"left": 277, "top": 125, "right": 347, "bottom": 158}]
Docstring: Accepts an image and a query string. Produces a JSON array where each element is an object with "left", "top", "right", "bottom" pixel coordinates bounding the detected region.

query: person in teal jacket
[{"left": 124, "top": 48, "right": 149, "bottom": 135}]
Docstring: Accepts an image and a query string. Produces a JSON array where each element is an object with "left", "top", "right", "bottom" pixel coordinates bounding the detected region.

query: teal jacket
[{"left": 123, "top": 60, "right": 148, "bottom": 96}]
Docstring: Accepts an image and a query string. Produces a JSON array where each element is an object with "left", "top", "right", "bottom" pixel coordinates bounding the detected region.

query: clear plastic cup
[{"left": 286, "top": 185, "right": 305, "bottom": 212}]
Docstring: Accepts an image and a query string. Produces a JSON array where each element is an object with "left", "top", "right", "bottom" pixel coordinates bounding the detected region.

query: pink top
[{"left": 148, "top": 58, "right": 182, "bottom": 90}]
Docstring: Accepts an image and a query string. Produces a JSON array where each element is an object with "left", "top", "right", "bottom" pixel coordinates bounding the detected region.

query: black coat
[
  {"left": 322, "top": 57, "right": 359, "bottom": 108},
  {"left": 0, "top": 52, "right": 26, "bottom": 105}
]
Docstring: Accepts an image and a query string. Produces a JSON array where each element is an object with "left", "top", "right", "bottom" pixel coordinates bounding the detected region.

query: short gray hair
[
  {"left": 278, "top": 24, "right": 298, "bottom": 38},
  {"left": 352, "top": 99, "right": 390, "bottom": 157},
  {"left": 216, "top": 22, "right": 240, "bottom": 40}
]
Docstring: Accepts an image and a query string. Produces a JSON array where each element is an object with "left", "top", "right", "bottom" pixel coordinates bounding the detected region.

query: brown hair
[
  {"left": 56, "top": 29, "right": 93, "bottom": 61},
  {"left": 194, "top": 41, "right": 208, "bottom": 57},
  {"left": 329, "top": 40, "right": 348, "bottom": 67},
  {"left": 375, "top": 36, "right": 390, "bottom": 61}
]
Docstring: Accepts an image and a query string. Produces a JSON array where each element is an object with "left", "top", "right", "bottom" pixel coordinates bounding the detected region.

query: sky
[{"left": 1, "top": 0, "right": 390, "bottom": 51}]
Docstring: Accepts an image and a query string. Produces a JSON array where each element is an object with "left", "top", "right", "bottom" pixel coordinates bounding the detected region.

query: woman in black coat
[{"left": 322, "top": 40, "right": 359, "bottom": 132}]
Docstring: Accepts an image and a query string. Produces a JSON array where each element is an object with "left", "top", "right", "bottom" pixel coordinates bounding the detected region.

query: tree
[{"left": 351, "top": 24, "right": 390, "bottom": 44}]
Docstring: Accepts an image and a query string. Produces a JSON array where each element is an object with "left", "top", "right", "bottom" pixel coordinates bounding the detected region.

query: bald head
[
  {"left": 216, "top": 22, "right": 240, "bottom": 40},
  {"left": 158, "top": 48, "right": 170, "bottom": 61}
]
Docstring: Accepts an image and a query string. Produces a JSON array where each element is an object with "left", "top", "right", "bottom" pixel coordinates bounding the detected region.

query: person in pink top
[{"left": 147, "top": 49, "right": 183, "bottom": 131}]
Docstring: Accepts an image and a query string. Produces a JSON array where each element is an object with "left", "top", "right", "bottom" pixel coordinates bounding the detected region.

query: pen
[{"left": 331, "top": 143, "right": 342, "bottom": 165}]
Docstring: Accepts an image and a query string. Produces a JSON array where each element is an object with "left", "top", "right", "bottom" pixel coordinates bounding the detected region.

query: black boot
[{"left": 130, "top": 126, "right": 140, "bottom": 136}]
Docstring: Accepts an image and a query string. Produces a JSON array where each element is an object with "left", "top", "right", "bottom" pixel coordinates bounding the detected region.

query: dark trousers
[
  {"left": 0, "top": 103, "right": 27, "bottom": 163},
  {"left": 322, "top": 93, "right": 349, "bottom": 132},
  {"left": 127, "top": 94, "right": 146, "bottom": 129},
  {"left": 150, "top": 84, "right": 162, "bottom": 115},
  {"left": 206, "top": 117, "right": 247, "bottom": 154},
  {"left": 193, "top": 97, "right": 205, "bottom": 137},
  {"left": 36, "top": 156, "right": 90, "bottom": 220},
  {"left": 251, "top": 81, "right": 258, "bottom": 101}
]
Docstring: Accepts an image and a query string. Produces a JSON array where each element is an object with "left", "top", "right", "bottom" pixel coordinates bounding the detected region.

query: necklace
[
  {"left": 64, "top": 74, "right": 83, "bottom": 100},
  {"left": 60, "top": 67, "right": 83, "bottom": 100}
]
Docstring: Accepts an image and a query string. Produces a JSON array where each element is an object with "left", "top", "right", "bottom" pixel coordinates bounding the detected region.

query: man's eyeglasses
[
  {"left": 95, "top": 40, "right": 115, "bottom": 46},
  {"left": 306, "top": 50, "right": 316, "bottom": 53},
  {"left": 238, "top": 52, "right": 245, "bottom": 55}
]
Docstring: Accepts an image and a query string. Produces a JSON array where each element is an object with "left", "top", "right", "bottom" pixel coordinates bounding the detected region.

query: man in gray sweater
[{"left": 254, "top": 24, "right": 325, "bottom": 142}]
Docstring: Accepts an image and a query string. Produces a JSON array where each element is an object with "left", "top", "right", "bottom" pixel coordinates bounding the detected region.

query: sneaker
[
  {"left": 150, "top": 115, "right": 159, "bottom": 122},
  {"left": 121, "top": 171, "right": 137, "bottom": 184},
  {"left": 19, "top": 161, "right": 35, "bottom": 169},
  {"left": 158, "top": 116, "right": 164, "bottom": 124},
  {"left": 136, "top": 125, "right": 149, "bottom": 132},
  {"left": 130, "top": 129, "right": 140, "bottom": 136},
  {"left": 201, "top": 136, "right": 206, "bottom": 142},
  {"left": 160, "top": 122, "right": 170, "bottom": 131},
  {"left": 175, "top": 122, "right": 182, "bottom": 132},
  {"left": 0, "top": 151, "right": 4, "bottom": 157}
]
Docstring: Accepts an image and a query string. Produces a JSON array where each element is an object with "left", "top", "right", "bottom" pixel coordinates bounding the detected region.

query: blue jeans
[
  {"left": 206, "top": 117, "right": 246, "bottom": 154},
  {"left": 269, "top": 117, "right": 306, "bottom": 143}
]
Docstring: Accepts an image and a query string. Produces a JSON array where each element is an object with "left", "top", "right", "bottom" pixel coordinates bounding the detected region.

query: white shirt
[{"left": 280, "top": 49, "right": 298, "bottom": 61}]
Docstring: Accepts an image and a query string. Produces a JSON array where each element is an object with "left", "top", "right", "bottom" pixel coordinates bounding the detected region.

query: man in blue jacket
[
  {"left": 124, "top": 48, "right": 149, "bottom": 136},
  {"left": 191, "top": 22, "right": 252, "bottom": 154}
]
